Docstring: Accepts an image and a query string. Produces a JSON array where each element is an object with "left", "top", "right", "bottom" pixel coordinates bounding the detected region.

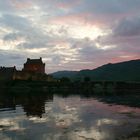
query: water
[{"left": 0, "top": 92, "right": 140, "bottom": 140}]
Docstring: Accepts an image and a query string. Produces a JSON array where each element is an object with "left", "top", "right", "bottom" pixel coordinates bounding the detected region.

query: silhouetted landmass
[
  {"left": 52, "top": 71, "right": 77, "bottom": 79},
  {"left": 52, "top": 59, "right": 140, "bottom": 81}
]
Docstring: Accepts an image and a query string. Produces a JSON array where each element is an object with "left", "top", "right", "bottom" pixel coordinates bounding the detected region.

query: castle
[
  {"left": 0, "top": 58, "right": 53, "bottom": 81},
  {"left": 23, "top": 57, "right": 45, "bottom": 74}
]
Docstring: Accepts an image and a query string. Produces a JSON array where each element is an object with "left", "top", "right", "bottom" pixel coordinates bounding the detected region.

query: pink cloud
[
  {"left": 11, "top": 0, "right": 33, "bottom": 9},
  {"left": 48, "top": 13, "right": 103, "bottom": 28},
  {"left": 48, "top": 12, "right": 133, "bottom": 28},
  {"left": 56, "top": 0, "right": 81, "bottom": 9}
]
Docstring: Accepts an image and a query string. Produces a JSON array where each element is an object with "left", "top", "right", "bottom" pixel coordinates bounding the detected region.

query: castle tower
[{"left": 23, "top": 57, "right": 45, "bottom": 74}]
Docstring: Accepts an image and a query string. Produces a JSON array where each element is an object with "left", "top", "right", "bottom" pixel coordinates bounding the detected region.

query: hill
[
  {"left": 51, "top": 59, "right": 140, "bottom": 81},
  {"left": 51, "top": 71, "right": 77, "bottom": 79}
]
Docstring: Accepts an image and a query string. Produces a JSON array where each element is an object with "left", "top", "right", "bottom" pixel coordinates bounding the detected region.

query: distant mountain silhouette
[
  {"left": 52, "top": 71, "right": 77, "bottom": 79},
  {"left": 52, "top": 59, "right": 140, "bottom": 81}
]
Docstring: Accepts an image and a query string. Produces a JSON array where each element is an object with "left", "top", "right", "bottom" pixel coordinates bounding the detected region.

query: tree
[
  {"left": 60, "top": 77, "right": 71, "bottom": 83},
  {"left": 84, "top": 76, "right": 90, "bottom": 82}
]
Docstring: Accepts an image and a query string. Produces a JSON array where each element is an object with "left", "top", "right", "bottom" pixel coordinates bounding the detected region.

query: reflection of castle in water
[
  {"left": 0, "top": 57, "right": 53, "bottom": 81},
  {"left": 22, "top": 94, "right": 53, "bottom": 118},
  {"left": 0, "top": 92, "right": 53, "bottom": 118}
]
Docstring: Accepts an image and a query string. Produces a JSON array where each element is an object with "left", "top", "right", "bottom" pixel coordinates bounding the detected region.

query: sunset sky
[{"left": 0, "top": 0, "right": 140, "bottom": 73}]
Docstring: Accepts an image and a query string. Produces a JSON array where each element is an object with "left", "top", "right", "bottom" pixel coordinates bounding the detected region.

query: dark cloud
[
  {"left": 0, "top": 14, "right": 31, "bottom": 31},
  {"left": 0, "top": 49, "right": 26, "bottom": 69},
  {"left": 17, "top": 41, "right": 47, "bottom": 49},
  {"left": 3, "top": 32, "right": 24, "bottom": 41},
  {"left": 1, "top": 13, "right": 51, "bottom": 49},
  {"left": 113, "top": 17, "right": 140, "bottom": 37},
  {"left": 0, "top": 1, "right": 15, "bottom": 13},
  {"left": 95, "top": 16, "right": 140, "bottom": 63},
  {"left": 52, "top": 55, "right": 63, "bottom": 64}
]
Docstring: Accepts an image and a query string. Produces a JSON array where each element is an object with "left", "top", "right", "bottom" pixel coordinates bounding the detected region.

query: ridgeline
[{"left": 52, "top": 59, "right": 140, "bottom": 82}]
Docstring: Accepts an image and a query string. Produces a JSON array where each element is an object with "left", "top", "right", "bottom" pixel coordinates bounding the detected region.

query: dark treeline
[{"left": 0, "top": 80, "right": 140, "bottom": 96}]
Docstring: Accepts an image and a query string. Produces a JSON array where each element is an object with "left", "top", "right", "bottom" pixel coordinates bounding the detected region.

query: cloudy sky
[{"left": 0, "top": 0, "right": 140, "bottom": 73}]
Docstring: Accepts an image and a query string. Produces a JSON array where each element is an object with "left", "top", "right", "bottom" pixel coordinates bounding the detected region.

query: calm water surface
[{"left": 0, "top": 92, "right": 140, "bottom": 140}]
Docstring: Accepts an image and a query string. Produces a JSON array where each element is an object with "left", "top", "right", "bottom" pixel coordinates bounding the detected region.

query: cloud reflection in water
[{"left": 0, "top": 93, "right": 140, "bottom": 140}]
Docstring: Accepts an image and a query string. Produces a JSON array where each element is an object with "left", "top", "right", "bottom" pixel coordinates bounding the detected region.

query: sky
[{"left": 0, "top": 0, "right": 140, "bottom": 73}]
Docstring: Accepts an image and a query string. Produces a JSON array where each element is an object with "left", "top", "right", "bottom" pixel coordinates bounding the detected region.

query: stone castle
[
  {"left": 23, "top": 57, "right": 45, "bottom": 74},
  {"left": 0, "top": 57, "right": 53, "bottom": 81}
]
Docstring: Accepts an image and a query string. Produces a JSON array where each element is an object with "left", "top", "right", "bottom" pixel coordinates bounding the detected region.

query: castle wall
[
  {"left": 23, "top": 63, "right": 45, "bottom": 74},
  {"left": 13, "top": 71, "right": 32, "bottom": 81},
  {"left": 0, "top": 67, "right": 16, "bottom": 81}
]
